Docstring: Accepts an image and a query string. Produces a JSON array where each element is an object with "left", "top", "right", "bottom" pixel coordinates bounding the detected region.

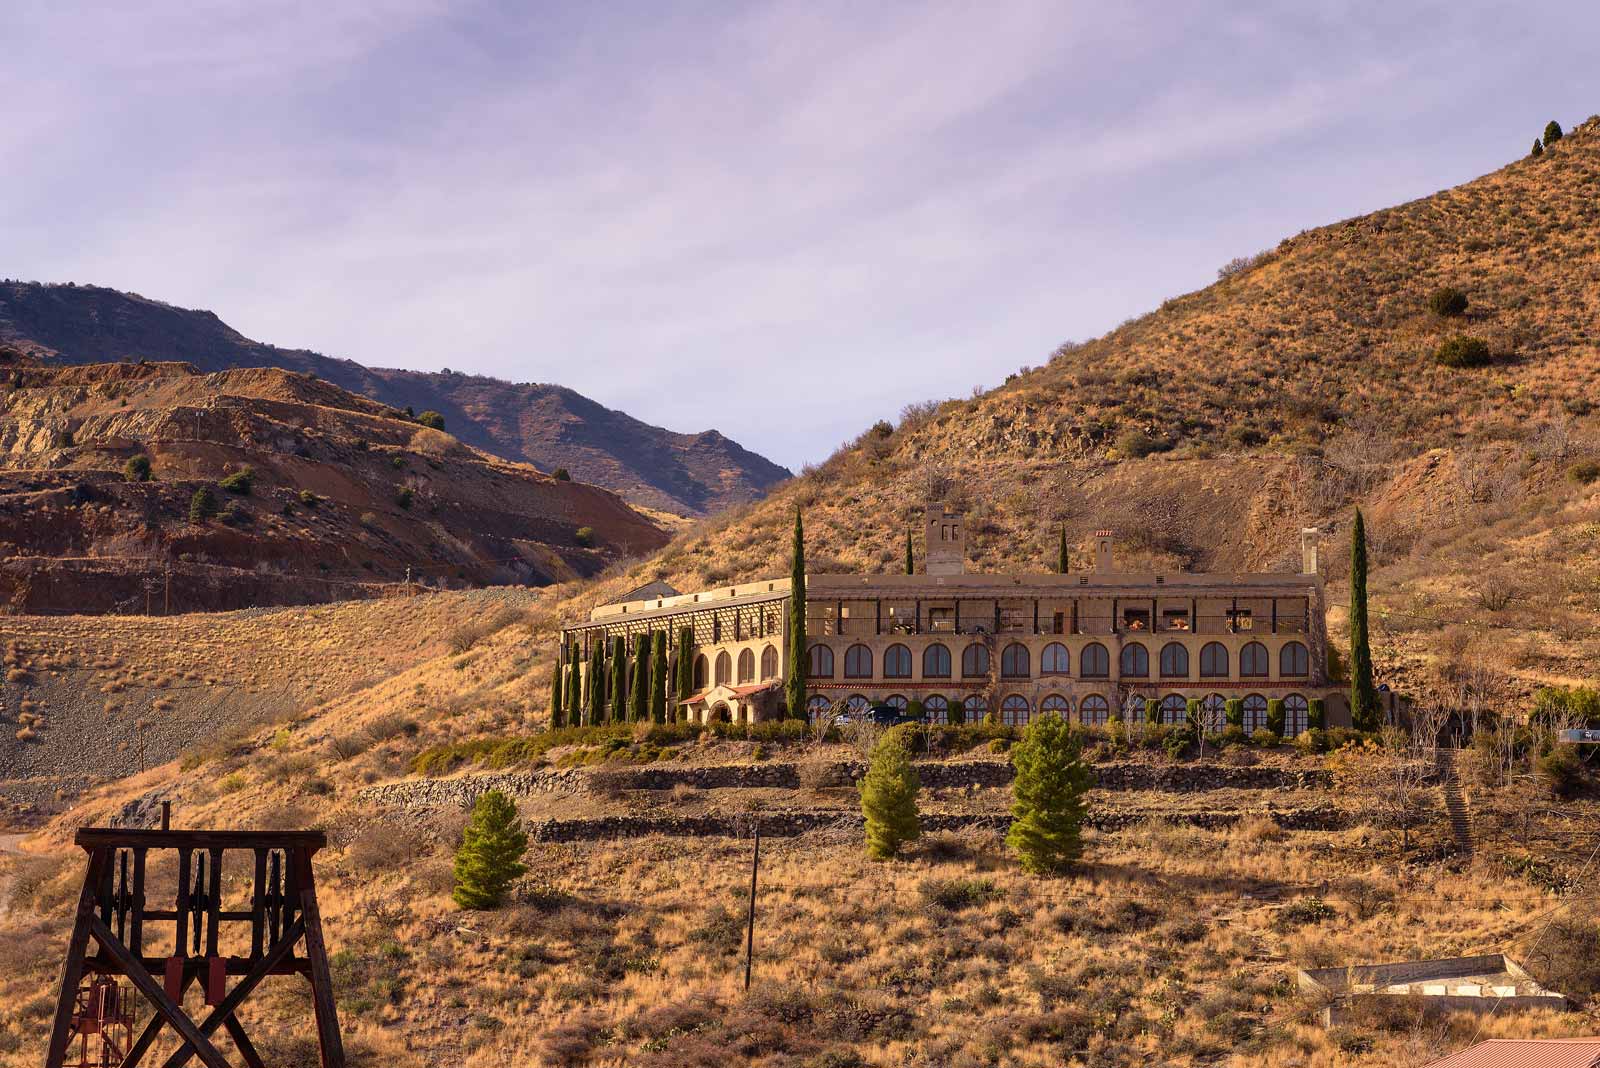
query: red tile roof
[{"left": 1423, "top": 1040, "right": 1600, "bottom": 1068}]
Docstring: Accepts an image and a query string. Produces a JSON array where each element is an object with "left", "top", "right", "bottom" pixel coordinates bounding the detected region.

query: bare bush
[{"left": 346, "top": 822, "right": 415, "bottom": 874}]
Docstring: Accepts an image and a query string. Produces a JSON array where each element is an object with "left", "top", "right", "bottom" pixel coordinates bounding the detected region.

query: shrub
[
  {"left": 1226, "top": 425, "right": 1267, "bottom": 449},
  {"left": 1427, "top": 286, "right": 1468, "bottom": 317},
  {"left": 1435, "top": 335, "right": 1491, "bottom": 368},
  {"left": 1250, "top": 728, "right": 1281, "bottom": 748},
  {"left": 1569, "top": 461, "right": 1600, "bottom": 485},
  {"left": 188, "top": 488, "right": 217, "bottom": 523},
  {"left": 1293, "top": 728, "right": 1326, "bottom": 755},
  {"left": 1266, "top": 698, "right": 1286, "bottom": 737},
  {"left": 553, "top": 467, "right": 571, "bottom": 481},
  {"left": 1537, "top": 746, "right": 1591, "bottom": 799},
  {"left": 1276, "top": 896, "right": 1335, "bottom": 929},
  {"left": 1218, "top": 725, "right": 1247, "bottom": 748},
  {"left": 416, "top": 410, "right": 446, "bottom": 430},
  {"left": 1007, "top": 715, "right": 1093, "bottom": 873},
  {"left": 219, "top": 466, "right": 254, "bottom": 495},
  {"left": 1527, "top": 918, "right": 1600, "bottom": 1001},
  {"left": 1116, "top": 429, "right": 1166, "bottom": 458},
  {"left": 919, "top": 878, "right": 998, "bottom": 911},
  {"left": 574, "top": 526, "right": 596, "bottom": 548},
  {"left": 1307, "top": 697, "right": 1326, "bottom": 730},
  {"left": 395, "top": 487, "right": 414, "bottom": 510},
  {"left": 124, "top": 455, "right": 152, "bottom": 482},
  {"left": 861, "top": 731, "right": 920, "bottom": 860},
  {"left": 1544, "top": 120, "right": 1564, "bottom": 146},
  {"left": 1224, "top": 699, "right": 1243, "bottom": 729},
  {"left": 299, "top": 490, "right": 320, "bottom": 507},
  {"left": 451, "top": 790, "right": 529, "bottom": 909}
]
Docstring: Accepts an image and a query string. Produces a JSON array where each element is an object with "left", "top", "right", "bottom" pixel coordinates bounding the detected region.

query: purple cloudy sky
[{"left": 6, "top": 2, "right": 1599, "bottom": 468}]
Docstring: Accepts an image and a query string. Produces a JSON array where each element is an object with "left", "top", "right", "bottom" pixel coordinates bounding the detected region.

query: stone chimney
[
  {"left": 1094, "top": 530, "right": 1114, "bottom": 573},
  {"left": 924, "top": 503, "right": 966, "bottom": 576},
  {"left": 1301, "top": 527, "right": 1321, "bottom": 575}
]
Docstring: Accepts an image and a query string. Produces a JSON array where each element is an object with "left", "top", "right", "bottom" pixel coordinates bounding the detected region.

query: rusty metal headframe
[{"left": 45, "top": 828, "right": 345, "bottom": 1068}]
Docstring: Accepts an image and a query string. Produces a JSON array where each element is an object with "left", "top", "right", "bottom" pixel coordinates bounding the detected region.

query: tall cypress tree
[
  {"left": 905, "top": 527, "right": 914, "bottom": 575},
  {"left": 677, "top": 626, "right": 695, "bottom": 708},
  {"left": 1058, "top": 527, "right": 1069, "bottom": 574},
  {"left": 1349, "top": 507, "right": 1379, "bottom": 731},
  {"left": 565, "top": 642, "right": 581, "bottom": 719},
  {"left": 631, "top": 633, "right": 650, "bottom": 721},
  {"left": 651, "top": 631, "right": 669, "bottom": 723},
  {"left": 585, "top": 641, "right": 604, "bottom": 726},
  {"left": 610, "top": 635, "right": 627, "bottom": 724},
  {"left": 548, "top": 655, "right": 564, "bottom": 729},
  {"left": 785, "top": 510, "right": 807, "bottom": 718}
]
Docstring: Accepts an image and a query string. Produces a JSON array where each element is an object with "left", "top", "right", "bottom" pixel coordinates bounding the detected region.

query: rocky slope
[
  {"left": 544, "top": 116, "right": 1600, "bottom": 706},
  {"left": 0, "top": 282, "right": 790, "bottom": 516},
  {"left": 0, "top": 356, "right": 667, "bottom": 612}
]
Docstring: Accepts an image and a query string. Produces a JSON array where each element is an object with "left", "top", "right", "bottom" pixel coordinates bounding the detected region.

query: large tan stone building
[{"left": 560, "top": 504, "right": 1356, "bottom": 733}]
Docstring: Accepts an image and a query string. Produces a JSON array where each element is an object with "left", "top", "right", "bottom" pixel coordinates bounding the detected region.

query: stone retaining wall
[
  {"left": 357, "top": 760, "right": 1332, "bottom": 811},
  {"left": 526, "top": 807, "right": 1349, "bottom": 843}
]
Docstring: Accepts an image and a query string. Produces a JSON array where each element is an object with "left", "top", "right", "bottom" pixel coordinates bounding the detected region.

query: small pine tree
[
  {"left": 189, "top": 487, "right": 217, "bottom": 524},
  {"left": 549, "top": 658, "right": 565, "bottom": 728},
  {"left": 1006, "top": 713, "right": 1092, "bottom": 874},
  {"left": 1544, "top": 120, "right": 1564, "bottom": 147},
  {"left": 553, "top": 467, "right": 571, "bottom": 481},
  {"left": 124, "top": 455, "right": 152, "bottom": 482},
  {"left": 1058, "top": 527, "right": 1069, "bottom": 574},
  {"left": 630, "top": 635, "right": 650, "bottom": 721},
  {"left": 1349, "top": 507, "right": 1380, "bottom": 731},
  {"left": 610, "top": 636, "right": 628, "bottom": 725},
  {"left": 451, "top": 790, "right": 528, "bottom": 910},
  {"left": 651, "top": 631, "right": 668, "bottom": 723},
  {"left": 861, "top": 730, "right": 920, "bottom": 860},
  {"left": 417, "top": 410, "right": 446, "bottom": 431},
  {"left": 1531, "top": 139, "right": 1545, "bottom": 158}
]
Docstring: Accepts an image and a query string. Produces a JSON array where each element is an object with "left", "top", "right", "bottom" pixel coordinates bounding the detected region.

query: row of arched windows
[
  {"left": 694, "top": 645, "right": 781, "bottom": 688},
  {"left": 807, "top": 691, "right": 1311, "bottom": 734},
  {"left": 807, "top": 640, "right": 1310, "bottom": 681}
]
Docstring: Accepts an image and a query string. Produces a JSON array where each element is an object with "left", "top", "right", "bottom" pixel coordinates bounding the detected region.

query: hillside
[
  {"left": 0, "top": 358, "right": 667, "bottom": 612},
  {"left": 552, "top": 116, "right": 1600, "bottom": 706},
  {"left": 0, "top": 283, "right": 790, "bottom": 516}
]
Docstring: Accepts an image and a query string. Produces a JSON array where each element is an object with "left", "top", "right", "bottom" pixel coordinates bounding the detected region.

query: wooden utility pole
[{"left": 744, "top": 817, "right": 760, "bottom": 991}]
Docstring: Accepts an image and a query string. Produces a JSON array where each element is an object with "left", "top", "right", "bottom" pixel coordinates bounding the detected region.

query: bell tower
[{"left": 923, "top": 503, "right": 966, "bottom": 576}]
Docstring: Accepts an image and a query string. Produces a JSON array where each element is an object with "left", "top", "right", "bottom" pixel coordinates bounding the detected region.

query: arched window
[
  {"left": 805, "top": 694, "right": 831, "bottom": 719},
  {"left": 1041, "top": 642, "right": 1071, "bottom": 675},
  {"left": 1120, "top": 642, "right": 1149, "bottom": 678},
  {"left": 1161, "top": 693, "right": 1188, "bottom": 725},
  {"left": 961, "top": 644, "right": 990, "bottom": 678},
  {"left": 1284, "top": 694, "right": 1309, "bottom": 738},
  {"left": 845, "top": 694, "right": 870, "bottom": 715},
  {"left": 737, "top": 648, "right": 755, "bottom": 684},
  {"left": 1240, "top": 642, "right": 1269, "bottom": 678},
  {"left": 714, "top": 651, "right": 731, "bottom": 686},
  {"left": 922, "top": 643, "right": 952, "bottom": 679},
  {"left": 963, "top": 694, "right": 989, "bottom": 720},
  {"left": 1080, "top": 642, "right": 1110, "bottom": 678},
  {"left": 1280, "top": 641, "right": 1309, "bottom": 677},
  {"left": 1123, "top": 693, "right": 1148, "bottom": 722},
  {"left": 1199, "top": 642, "right": 1229, "bottom": 678},
  {"left": 1000, "top": 694, "right": 1031, "bottom": 727},
  {"left": 844, "top": 644, "right": 873, "bottom": 679},
  {"left": 886, "top": 694, "right": 908, "bottom": 713},
  {"left": 1242, "top": 693, "right": 1269, "bottom": 732},
  {"left": 883, "top": 644, "right": 912, "bottom": 679},
  {"left": 1040, "top": 693, "right": 1072, "bottom": 719},
  {"left": 1202, "top": 693, "right": 1227, "bottom": 732},
  {"left": 1001, "top": 643, "right": 1030, "bottom": 678},
  {"left": 693, "top": 655, "right": 708, "bottom": 689},
  {"left": 760, "top": 645, "right": 779, "bottom": 680},
  {"left": 807, "top": 644, "right": 834, "bottom": 678},
  {"left": 1160, "top": 642, "right": 1189, "bottom": 678},
  {"left": 1080, "top": 693, "right": 1110, "bottom": 726},
  {"left": 925, "top": 694, "right": 950, "bottom": 725}
]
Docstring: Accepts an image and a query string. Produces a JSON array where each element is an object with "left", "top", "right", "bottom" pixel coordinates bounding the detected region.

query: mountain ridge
[{"left": 0, "top": 281, "right": 790, "bottom": 516}]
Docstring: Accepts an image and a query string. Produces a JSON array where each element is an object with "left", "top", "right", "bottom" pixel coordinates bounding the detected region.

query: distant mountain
[
  {"left": 0, "top": 356, "right": 668, "bottom": 613},
  {"left": 0, "top": 282, "right": 790, "bottom": 516}
]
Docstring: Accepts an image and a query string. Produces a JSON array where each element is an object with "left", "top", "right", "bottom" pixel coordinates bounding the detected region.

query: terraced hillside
[{"left": 0, "top": 358, "right": 667, "bottom": 612}]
